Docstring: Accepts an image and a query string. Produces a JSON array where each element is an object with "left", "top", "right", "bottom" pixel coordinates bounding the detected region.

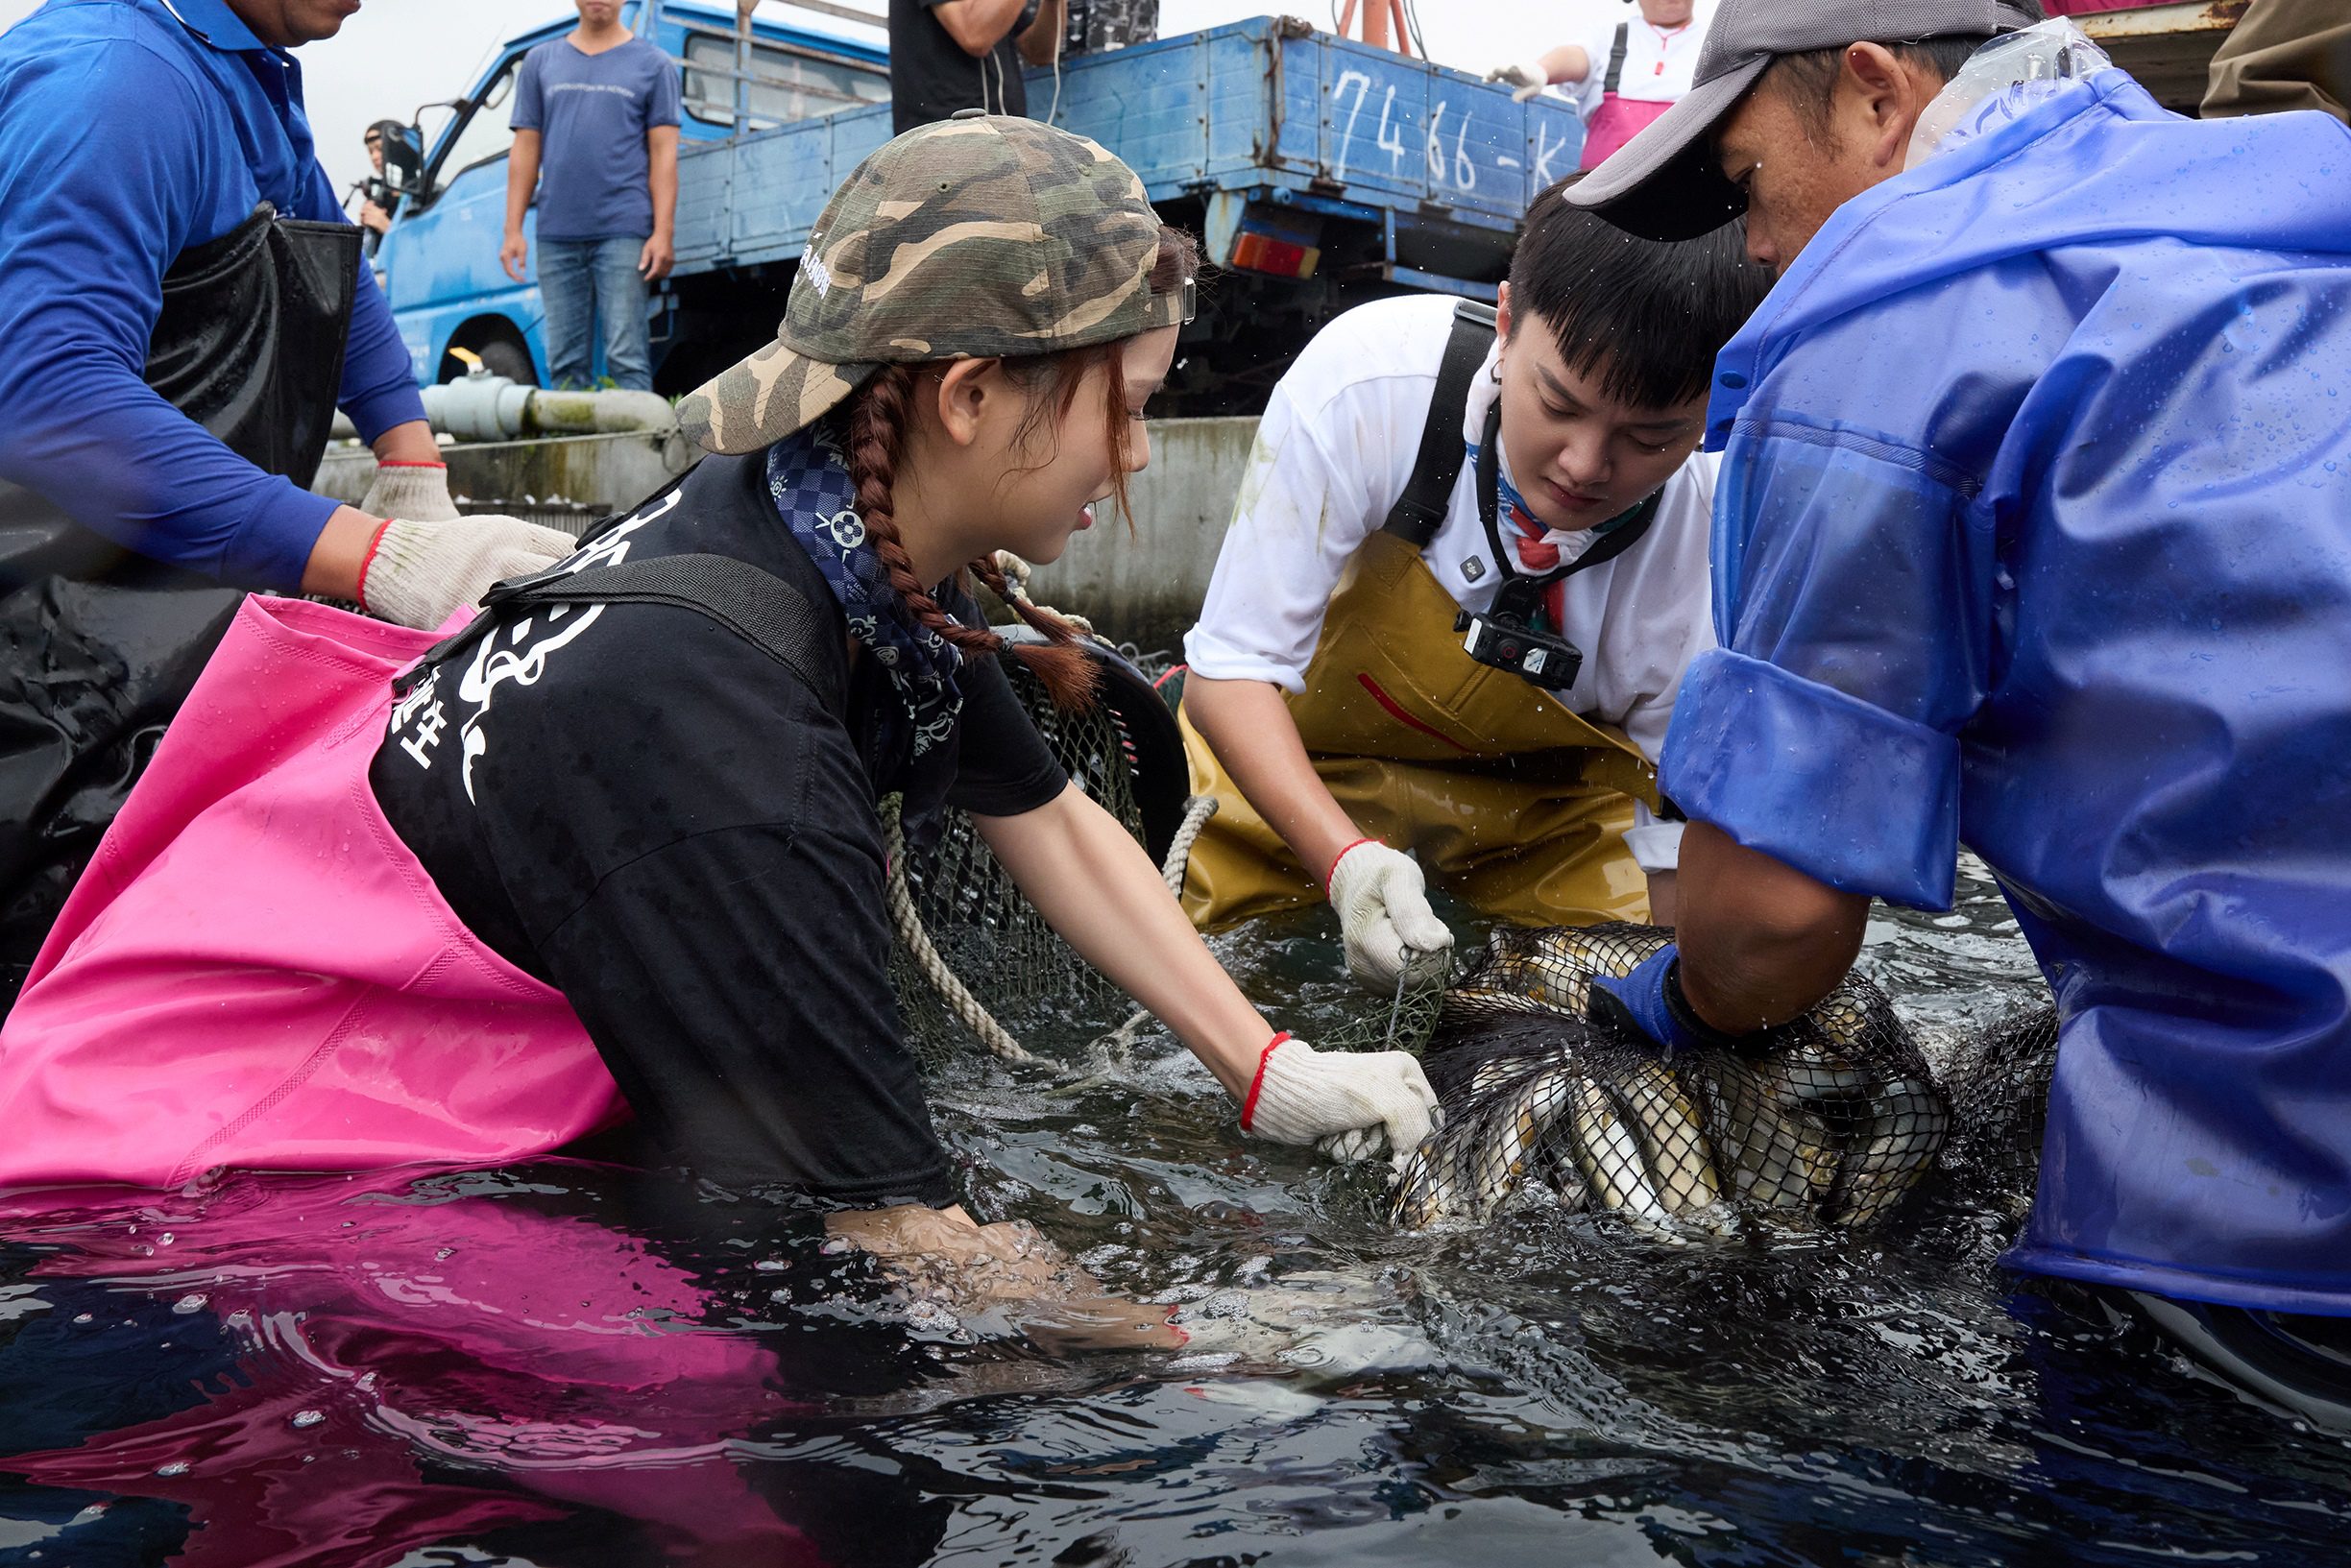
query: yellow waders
[{"left": 1180, "top": 531, "right": 1662, "bottom": 930}]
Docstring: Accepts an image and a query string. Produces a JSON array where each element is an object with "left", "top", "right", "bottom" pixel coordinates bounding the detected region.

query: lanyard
[
  {"left": 1473, "top": 398, "right": 1659, "bottom": 622},
  {"left": 1644, "top": 19, "right": 1691, "bottom": 77}
]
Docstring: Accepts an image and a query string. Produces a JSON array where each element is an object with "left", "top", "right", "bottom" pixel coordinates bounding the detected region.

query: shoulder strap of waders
[
  {"left": 397, "top": 553, "right": 848, "bottom": 720},
  {"left": 1382, "top": 299, "right": 1500, "bottom": 549},
  {"left": 1603, "top": 21, "right": 1631, "bottom": 93}
]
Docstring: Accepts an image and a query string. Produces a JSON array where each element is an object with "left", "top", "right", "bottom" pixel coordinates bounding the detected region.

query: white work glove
[
  {"left": 1485, "top": 60, "right": 1550, "bottom": 103},
  {"left": 1242, "top": 1032, "right": 1439, "bottom": 1170},
  {"left": 1326, "top": 839, "right": 1455, "bottom": 991},
  {"left": 358, "top": 514, "right": 578, "bottom": 631},
  {"left": 358, "top": 459, "right": 462, "bottom": 524}
]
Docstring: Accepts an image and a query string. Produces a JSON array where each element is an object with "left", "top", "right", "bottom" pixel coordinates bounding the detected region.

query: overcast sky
[{"left": 0, "top": 0, "right": 1612, "bottom": 202}]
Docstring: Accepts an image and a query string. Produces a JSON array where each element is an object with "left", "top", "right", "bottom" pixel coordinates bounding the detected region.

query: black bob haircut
[{"left": 1506, "top": 176, "right": 1774, "bottom": 412}]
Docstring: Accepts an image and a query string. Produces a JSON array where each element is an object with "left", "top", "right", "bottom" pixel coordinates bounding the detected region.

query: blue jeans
[{"left": 537, "top": 234, "right": 651, "bottom": 391}]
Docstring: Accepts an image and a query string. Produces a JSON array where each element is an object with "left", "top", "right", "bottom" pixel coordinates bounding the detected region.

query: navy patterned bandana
[{"left": 766, "top": 420, "right": 964, "bottom": 756}]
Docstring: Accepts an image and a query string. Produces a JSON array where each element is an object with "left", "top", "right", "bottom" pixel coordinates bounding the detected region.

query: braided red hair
[{"left": 843, "top": 364, "right": 1101, "bottom": 709}]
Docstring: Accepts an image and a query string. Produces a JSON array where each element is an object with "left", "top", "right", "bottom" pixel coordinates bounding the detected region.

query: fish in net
[
  {"left": 886, "top": 630, "right": 1190, "bottom": 1065},
  {"left": 1394, "top": 923, "right": 1951, "bottom": 1233}
]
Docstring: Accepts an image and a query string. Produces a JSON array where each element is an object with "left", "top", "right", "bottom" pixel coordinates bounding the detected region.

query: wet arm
[
  {"left": 1673, "top": 822, "right": 1869, "bottom": 1034},
  {"left": 824, "top": 1202, "right": 1181, "bottom": 1351},
  {"left": 973, "top": 782, "right": 1272, "bottom": 1098},
  {"left": 1181, "top": 675, "right": 1364, "bottom": 891}
]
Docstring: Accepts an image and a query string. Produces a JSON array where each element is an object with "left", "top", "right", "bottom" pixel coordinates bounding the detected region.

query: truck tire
[{"left": 474, "top": 338, "right": 537, "bottom": 386}]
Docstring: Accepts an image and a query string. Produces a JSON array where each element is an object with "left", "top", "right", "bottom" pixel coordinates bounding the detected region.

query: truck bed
[{"left": 674, "top": 17, "right": 1585, "bottom": 277}]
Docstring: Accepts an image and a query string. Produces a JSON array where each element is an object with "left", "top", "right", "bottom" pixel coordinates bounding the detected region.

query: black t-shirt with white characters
[{"left": 368, "top": 452, "right": 1067, "bottom": 1207}]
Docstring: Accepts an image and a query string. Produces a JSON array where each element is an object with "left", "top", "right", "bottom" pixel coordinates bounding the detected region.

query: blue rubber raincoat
[{"left": 1662, "top": 70, "right": 2351, "bottom": 1315}]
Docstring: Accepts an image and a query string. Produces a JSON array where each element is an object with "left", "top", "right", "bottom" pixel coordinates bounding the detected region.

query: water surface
[{"left": 5, "top": 856, "right": 2348, "bottom": 1566}]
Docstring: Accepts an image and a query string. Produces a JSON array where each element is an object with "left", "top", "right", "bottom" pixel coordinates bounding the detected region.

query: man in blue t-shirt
[{"left": 500, "top": 0, "right": 682, "bottom": 391}]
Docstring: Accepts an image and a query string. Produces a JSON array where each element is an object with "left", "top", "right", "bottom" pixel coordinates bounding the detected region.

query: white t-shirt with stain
[{"left": 1182, "top": 294, "right": 1716, "bottom": 872}]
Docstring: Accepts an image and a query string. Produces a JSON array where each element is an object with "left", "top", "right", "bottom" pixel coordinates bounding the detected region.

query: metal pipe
[
  {"left": 336, "top": 374, "right": 678, "bottom": 444},
  {"left": 420, "top": 373, "right": 538, "bottom": 441}
]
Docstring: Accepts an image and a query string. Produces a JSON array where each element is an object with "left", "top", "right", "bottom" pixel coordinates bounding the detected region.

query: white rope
[
  {"left": 882, "top": 795, "right": 1039, "bottom": 1065},
  {"left": 1158, "top": 791, "right": 1219, "bottom": 896},
  {"left": 884, "top": 710, "right": 1221, "bottom": 1076}
]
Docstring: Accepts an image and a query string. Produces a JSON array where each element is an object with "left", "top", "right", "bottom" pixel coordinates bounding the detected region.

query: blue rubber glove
[
  {"left": 1588, "top": 944, "right": 1751, "bottom": 1055},
  {"left": 1589, "top": 946, "right": 1690, "bottom": 1050}
]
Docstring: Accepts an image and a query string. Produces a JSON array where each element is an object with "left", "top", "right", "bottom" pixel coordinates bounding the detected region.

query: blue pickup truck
[{"left": 374, "top": 1, "right": 1586, "bottom": 413}]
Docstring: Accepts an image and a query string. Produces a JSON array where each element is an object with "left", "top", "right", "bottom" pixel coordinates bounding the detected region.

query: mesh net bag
[
  {"left": 1394, "top": 923, "right": 1951, "bottom": 1233},
  {"left": 1936, "top": 1001, "right": 2060, "bottom": 1203},
  {"left": 1316, "top": 969, "right": 1451, "bottom": 1057},
  {"left": 886, "top": 633, "right": 1189, "bottom": 1063}
]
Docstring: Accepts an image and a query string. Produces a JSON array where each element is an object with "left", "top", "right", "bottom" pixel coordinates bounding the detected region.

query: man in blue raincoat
[{"left": 1565, "top": 0, "right": 2351, "bottom": 1407}]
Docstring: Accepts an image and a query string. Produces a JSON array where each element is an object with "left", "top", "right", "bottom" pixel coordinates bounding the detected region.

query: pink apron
[
  {"left": 0, "top": 593, "right": 626, "bottom": 1193},
  {"left": 1579, "top": 93, "right": 1676, "bottom": 171}
]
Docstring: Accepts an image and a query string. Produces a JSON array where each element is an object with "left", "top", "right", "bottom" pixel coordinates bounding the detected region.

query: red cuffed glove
[
  {"left": 358, "top": 459, "right": 461, "bottom": 524},
  {"left": 1240, "top": 1031, "right": 1439, "bottom": 1170}
]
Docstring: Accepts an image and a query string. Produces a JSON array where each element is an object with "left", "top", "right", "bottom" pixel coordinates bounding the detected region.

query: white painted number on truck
[
  {"left": 1342, "top": 76, "right": 1541, "bottom": 196},
  {"left": 1424, "top": 102, "right": 1478, "bottom": 193},
  {"left": 1534, "top": 122, "right": 1571, "bottom": 185},
  {"left": 1375, "top": 84, "right": 1406, "bottom": 168},
  {"left": 1332, "top": 70, "right": 1407, "bottom": 181}
]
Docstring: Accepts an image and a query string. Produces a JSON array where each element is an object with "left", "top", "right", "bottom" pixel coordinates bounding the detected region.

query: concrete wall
[
  {"left": 1029, "top": 415, "right": 1256, "bottom": 648},
  {"left": 315, "top": 416, "right": 1261, "bottom": 647}
]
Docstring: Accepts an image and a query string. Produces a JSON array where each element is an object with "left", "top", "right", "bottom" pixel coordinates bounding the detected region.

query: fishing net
[
  {"left": 886, "top": 631, "right": 1191, "bottom": 1066},
  {"left": 1321, "top": 981, "right": 1449, "bottom": 1056},
  {"left": 887, "top": 631, "right": 1442, "bottom": 1067},
  {"left": 1936, "top": 1001, "right": 2060, "bottom": 1204},
  {"left": 1394, "top": 923, "right": 1950, "bottom": 1233}
]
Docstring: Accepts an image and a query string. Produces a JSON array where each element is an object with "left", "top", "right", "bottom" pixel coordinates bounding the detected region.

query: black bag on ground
[{"left": 0, "top": 204, "right": 358, "bottom": 1005}]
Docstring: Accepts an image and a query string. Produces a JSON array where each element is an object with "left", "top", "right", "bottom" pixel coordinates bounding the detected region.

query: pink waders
[
  {"left": 1578, "top": 93, "right": 1676, "bottom": 171},
  {"left": 0, "top": 595, "right": 625, "bottom": 1192}
]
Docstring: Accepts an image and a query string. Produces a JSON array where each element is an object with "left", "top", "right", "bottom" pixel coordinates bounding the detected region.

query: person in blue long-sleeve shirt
[
  {"left": 0, "top": 0, "right": 576, "bottom": 1002},
  {"left": 0, "top": 0, "right": 570, "bottom": 606}
]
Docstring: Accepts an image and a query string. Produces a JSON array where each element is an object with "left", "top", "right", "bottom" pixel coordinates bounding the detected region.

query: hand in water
[
  {"left": 826, "top": 1205, "right": 1184, "bottom": 1355},
  {"left": 1166, "top": 1270, "right": 1432, "bottom": 1380}
]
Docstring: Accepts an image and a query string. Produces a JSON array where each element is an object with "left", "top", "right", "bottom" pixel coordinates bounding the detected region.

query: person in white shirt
[
  {"left": 1176, "top": 180, "right": 1770, "bottom": 992},
  {"left": 1491, "top": 0, "right": 1712, "bottom": 169}
]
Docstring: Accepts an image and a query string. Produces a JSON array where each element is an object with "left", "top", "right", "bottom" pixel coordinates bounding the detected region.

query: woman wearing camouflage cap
[{"left": 0, "top": 115, "right": 1436, "bottom": 1342}]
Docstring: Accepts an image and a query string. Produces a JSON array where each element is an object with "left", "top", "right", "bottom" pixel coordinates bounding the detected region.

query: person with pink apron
[
  {"left": 0, "top": 117, "right": 1438, "bottom": 1327},
  {"left": 1488, "top": 0, "right": 1710, "bottom": 170}
]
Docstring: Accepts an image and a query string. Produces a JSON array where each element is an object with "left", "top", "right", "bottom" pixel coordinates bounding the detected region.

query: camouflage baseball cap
[{"left": 679, "top": 112, "right": 1195, "bottom": 454}]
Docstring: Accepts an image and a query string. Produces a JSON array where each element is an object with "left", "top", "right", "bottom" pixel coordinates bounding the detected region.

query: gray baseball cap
[{"left": 1563, "top": 0, "right": 2045, "bottom": 240}]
